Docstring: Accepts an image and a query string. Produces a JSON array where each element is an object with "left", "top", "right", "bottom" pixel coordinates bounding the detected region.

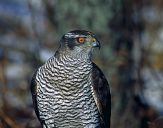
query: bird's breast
[{"left": 36, "top": 59, "right": 100, "bottom": 127}]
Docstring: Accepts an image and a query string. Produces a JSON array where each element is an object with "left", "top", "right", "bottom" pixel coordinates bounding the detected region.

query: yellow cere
[{"left": 92, "top": 38, "right": 96, "bottom": 42}]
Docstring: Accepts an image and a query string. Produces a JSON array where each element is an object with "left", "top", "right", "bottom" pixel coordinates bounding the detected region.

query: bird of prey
[{"left": 31, "top": 30, "right": 111, "bottom": 128}]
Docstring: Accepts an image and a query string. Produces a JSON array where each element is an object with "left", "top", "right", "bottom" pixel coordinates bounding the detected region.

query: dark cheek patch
[{"left": 66, "top": 38, "right": 76, "bottom": 50}]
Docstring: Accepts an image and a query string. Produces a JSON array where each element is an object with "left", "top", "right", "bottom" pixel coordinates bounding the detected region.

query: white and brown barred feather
[
  {"left": 30, "top": 30, "right": 111, "bottom": 128},
  {"left": 31, "top": 63, "right": 111, "bottom": 128},
  {"left": 31, "top": 71, "right": 48, "bottom": 128}
]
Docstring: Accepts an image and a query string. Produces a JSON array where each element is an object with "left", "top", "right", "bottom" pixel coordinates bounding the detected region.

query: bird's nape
[
  {"left": 30, "top": 30, "right": 111, "bottom": 128},
  {"left": 59, "top": 30, "right": 100, "bottom": 51}
]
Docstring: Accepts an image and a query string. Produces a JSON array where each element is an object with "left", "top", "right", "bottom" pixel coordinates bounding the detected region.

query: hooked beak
[{"left": 92, "top": 38, "right": 101, "bottom": 49}]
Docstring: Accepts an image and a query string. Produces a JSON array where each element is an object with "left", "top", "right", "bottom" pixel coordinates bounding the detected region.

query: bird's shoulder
[
  {"left": 30, "top": 69, "right": 41, "bottom": 119},
  {"left": 30, "top": 69, "right": 50, "bottom": 127},
  {"left": 31, "top": 70, "right": 38, "bottom": 96},
  {"left": 91, "top": 62, "right": 111, "bottom": 128}
]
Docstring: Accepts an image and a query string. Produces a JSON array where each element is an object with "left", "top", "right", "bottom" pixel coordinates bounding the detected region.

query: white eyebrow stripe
[{"left": 64, "top": 33, "right": 87, "bottom": 38}]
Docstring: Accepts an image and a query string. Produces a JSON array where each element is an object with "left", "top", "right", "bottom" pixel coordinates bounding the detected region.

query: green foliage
[{"left": 54, "top": 0, "right": 113, "bottom": 34}]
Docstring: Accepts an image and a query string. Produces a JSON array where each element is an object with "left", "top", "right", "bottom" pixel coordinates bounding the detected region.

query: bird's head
[{"left": 58, "top": 30, "right": 100, "bottom": 60}]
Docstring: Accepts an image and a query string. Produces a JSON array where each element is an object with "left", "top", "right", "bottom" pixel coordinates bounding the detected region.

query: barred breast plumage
[
  {"left": 31, "top": 30, "right": 111, "bottom": 128},
  {"left": 36, "top": 55, "right": 100, "bottom": 128}
]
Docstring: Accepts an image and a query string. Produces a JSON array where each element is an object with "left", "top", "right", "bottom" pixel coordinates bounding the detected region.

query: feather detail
[{"left": 91, "top": 62, "right": 111, "bottom": 128}]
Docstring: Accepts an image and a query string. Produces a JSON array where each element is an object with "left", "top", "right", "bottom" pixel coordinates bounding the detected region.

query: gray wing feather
[{"left": 91, "top": 63, "right": 111, "bottom": 128}]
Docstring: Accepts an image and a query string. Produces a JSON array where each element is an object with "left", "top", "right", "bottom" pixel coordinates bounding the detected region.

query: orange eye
[{"left": 78, "top": 37, "right": 85, "bottom": 43}]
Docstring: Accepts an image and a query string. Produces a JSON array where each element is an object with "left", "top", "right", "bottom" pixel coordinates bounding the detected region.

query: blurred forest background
[{"left": 0, "top": 0, "right": 163, "bottom": 128}]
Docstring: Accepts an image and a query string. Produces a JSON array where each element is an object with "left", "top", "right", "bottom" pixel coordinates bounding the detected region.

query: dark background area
[{"left": 0, "top": 0, "right": 163, "bottom": 128}]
